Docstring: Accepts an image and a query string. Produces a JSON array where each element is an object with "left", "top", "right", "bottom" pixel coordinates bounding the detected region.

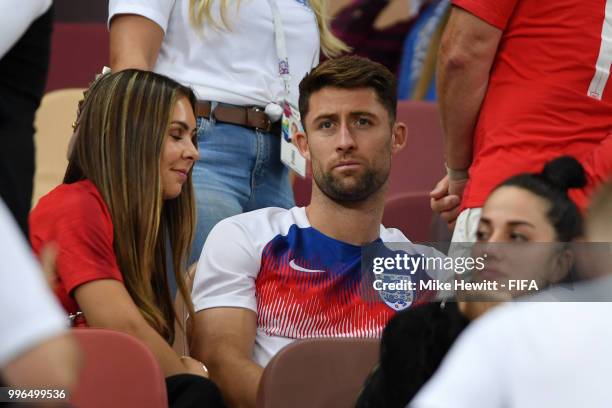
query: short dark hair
[
  {"left": 298, "top": 55, "right": 397, "bottom": 128},
  {"left": 496, "top": 156, "right": 586, "bottom": 242}
]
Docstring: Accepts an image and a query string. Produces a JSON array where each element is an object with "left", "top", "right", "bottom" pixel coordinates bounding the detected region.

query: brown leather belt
[{"left": 195, "top": 101, "right": 280, "bottom": 134}]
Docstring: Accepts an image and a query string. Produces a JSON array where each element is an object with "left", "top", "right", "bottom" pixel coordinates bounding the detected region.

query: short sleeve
[
  {"left": 108, "top": 0, "right": 176, "bottom": 33},
  {"left": 192, "top": 218, "right": 261, "bottom": 313},
  {"left": 51, "top": 187, "right": 124, "bottom": 296},
  {"left": 0, "top": 201, "right": 67, "bottom": 367},
  {"left": 0, "top": 0, "right": 52, "bottom": 59},
  {"left": 451, "top": 0, "right": 519, "bottom": 30}
]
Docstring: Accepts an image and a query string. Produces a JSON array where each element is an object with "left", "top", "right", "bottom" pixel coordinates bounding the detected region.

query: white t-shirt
[
  {"left": 108, "top": 0, "right": 320, "bottom": 107},
  {"left": 0, "top": 201, "right": 68, "bottom": 368},
  {"left": 411, "top": 294, "right": 612, "bottom": 408},
  {"left": 192, "top": 206, "right": 425, "bottom": 367},
  {"left": 0, "top": 0, "right": 51, "bottom": 59}
]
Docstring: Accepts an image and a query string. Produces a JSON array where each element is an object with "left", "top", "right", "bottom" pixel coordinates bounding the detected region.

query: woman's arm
[
  {"left": 109, "top": 14, "right": 164, "bottom": 71},
  {"left": 74, "top": 279, "right": 205, "bottom": 377}
]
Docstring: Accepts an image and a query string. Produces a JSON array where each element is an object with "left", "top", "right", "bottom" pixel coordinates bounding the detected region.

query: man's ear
[
  {"left": 391, "top": 121, "right": 408, "bottom": 154},
  {"left": 294, "top": 130, "right": 311, "bottom": 161}
]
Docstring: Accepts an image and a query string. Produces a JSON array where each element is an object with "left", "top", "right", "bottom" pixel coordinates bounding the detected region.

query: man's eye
[
  {"left": 319, "top": 121, "right": 333, "bottom": 129},
  {"left": 356, "top": 117, "right": 371, "bottom": 126}
]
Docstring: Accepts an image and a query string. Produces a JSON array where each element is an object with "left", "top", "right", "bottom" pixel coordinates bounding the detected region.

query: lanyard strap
[{"left": 266, "top": 0, "right": 292, "bottom": 99}]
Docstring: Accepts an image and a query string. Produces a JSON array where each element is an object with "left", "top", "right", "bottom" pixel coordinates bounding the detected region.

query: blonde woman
[
  {"left": 29, "top": 70, "right": 224, "bottom": 407},
  {"left": 108, "top": 0, "right": 348, "bottom": 270}
]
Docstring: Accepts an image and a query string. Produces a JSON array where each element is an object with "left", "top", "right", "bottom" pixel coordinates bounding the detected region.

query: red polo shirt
[
  {"left": 29, "top": 180, "right": 123, "bottom": 316},
  {"left": 453, "top": 0, "right": 612, "bottom": 210}
]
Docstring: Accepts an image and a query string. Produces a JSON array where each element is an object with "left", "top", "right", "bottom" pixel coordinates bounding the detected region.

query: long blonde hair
[
  {"left": 65, "top": 70, "right": 198, "bottom": 343},
  {"left": 188, "top": 0, "right": 349, "bottom": 57}
]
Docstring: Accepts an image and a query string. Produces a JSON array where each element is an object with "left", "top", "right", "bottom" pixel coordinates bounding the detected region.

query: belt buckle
[{"left": 249, "top": 106, "right": 273, "bottom": 132}]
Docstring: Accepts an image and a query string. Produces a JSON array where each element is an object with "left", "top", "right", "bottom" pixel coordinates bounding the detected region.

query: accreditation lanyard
[
  {"left": 267, "top": 0, "right": 292, "bottom": 101},
  {"left": 266, "top": 0, "right": 308, "bottom": 177}
]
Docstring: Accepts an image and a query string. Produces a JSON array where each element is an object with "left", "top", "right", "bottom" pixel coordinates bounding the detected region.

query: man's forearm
[
  {"left": 436, "top": 8, "right": 502, "bottom": 171},
  {"left": 207, "top": 354, "right": 263, "bottom": 408},
  {"left": 192, "top": 308, "right": 260, "bottom": 407},
  {"left": 437, "top": 50, "right": 490, "bottom": 171}
]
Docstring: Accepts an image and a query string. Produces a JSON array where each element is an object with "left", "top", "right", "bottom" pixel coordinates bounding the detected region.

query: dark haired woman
[{"left": 356, "top": 156, "right": 586, "bottom": 408}]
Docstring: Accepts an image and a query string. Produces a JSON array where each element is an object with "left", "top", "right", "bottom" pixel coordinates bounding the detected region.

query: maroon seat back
[
  {"left": 389, "top": 101, "right": 444, "bottom": 195},
  {"left": 71, "top": 328, "right": 167, "bottom": 408},
  {"left": 256, "top": 338, "right": 380, "bottom": 408},
  {"left": 382, "top": 191, "right": 433, "bottom": 242}
]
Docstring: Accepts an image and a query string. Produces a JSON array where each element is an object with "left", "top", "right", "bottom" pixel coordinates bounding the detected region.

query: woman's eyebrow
[
  {"left": 507, "top": 221, "right": 536, "bottom": 228},
  {"left": 170, "top": 120, "right": 190, "bottom": 130}
]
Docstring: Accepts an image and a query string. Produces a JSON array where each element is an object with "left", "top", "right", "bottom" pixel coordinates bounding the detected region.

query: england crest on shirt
[{"left": 378, "top": 273, "right": 414, "bottom": 311}]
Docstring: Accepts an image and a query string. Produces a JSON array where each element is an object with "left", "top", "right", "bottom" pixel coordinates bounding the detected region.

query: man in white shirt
[
  {"left": 0, "top": 199, "right": 80, "bottom": 390},
  {"left": 0, "top": 0, "right": 53, "bottom": 236},
  {"left": 190, "top": 56, "right": 425, "bottom": 407},
  {"left": 411, "top": 182, "right": 612, "bottom": 408}
]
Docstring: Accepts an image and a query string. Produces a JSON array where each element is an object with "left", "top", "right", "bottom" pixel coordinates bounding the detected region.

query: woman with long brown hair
[{"left": 30, "top": 69, "right": 224, "bottom": 407}]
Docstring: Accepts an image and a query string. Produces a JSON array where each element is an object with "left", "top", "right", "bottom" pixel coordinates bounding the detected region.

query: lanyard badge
[
  {"left": 268, "top": 0, "right": 308, "bottom": 177},
  {"left": 280, "top": 100, "right": 307, "bottom": 177}
]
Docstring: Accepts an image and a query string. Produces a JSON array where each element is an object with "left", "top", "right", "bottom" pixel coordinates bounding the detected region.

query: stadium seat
[
  {"left": 293, "top": 172, "right": 312, "bottom": 207},
  {"left": 71, "top": 328, "right": 167, "bottom": 408},
  {"left": 32, "top": 88, "right": 85, "bottom": 206},
  {"left": 389, "top": 101, "right": 445, "bottom": 195},
  {"left": 382, "top": 191, "right": 433, "bottom": 242},
  {"left": 256, "top": 338, "right": 379, "bottom": 408}
]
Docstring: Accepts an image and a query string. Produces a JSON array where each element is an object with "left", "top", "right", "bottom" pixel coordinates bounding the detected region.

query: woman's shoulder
[
  {"left": 36, "top": 179, "right": 105, "bottom": 208},
  {"left": 31, "top": 179, "right": 111, "bottom": 226}
]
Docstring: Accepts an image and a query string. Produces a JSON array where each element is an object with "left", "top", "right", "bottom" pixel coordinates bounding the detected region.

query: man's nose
[{"left": 336, "top": 121, "right": 356, "bottom": 152}]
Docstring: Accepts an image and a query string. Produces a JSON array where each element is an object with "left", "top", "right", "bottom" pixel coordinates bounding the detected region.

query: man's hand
[
  {"left": 448, "top": 176, "right": 468, "bottom": 198},
  {"left": 180, "top": 356, "right": 209, "bottom": 378},
  {"left": 430, "top": 175, "right": 466, "bottom": 228}
]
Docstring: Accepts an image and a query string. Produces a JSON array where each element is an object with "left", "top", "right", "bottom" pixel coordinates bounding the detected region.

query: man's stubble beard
[{"left": 312, "top": 159, "right": 390, "bottom": 204}]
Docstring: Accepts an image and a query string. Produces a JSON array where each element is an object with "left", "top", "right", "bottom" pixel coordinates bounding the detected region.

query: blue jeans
[{"left": 188, "top": 118, "right": 295, "bottom": 265}]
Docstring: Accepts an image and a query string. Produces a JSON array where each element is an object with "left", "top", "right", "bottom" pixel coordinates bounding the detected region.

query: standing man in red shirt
[{"left": 430, "top": 0, "right": 612, "bottom": 241}]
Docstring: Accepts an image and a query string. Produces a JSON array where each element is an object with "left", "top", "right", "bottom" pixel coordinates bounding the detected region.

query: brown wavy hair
[{"left": 65, "top": 69, "right": 197, "bottom": 343}]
